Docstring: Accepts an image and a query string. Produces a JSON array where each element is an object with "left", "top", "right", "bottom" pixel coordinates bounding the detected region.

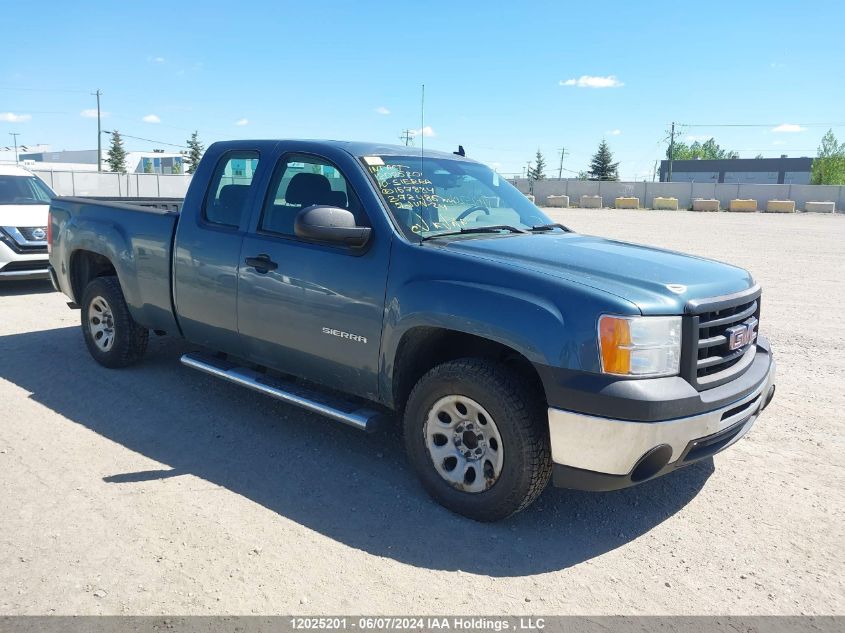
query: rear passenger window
[
  {"left": 204, "top": 151, "right": 260, "bottom": 227},
  {"left": 259, "top": 154, "right": 367, "bottom": 237}
]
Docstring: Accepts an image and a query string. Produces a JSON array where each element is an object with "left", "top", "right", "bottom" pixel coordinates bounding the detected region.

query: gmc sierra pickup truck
[{"left": 48, "top": 140, "right": 776, "bottom": 521}]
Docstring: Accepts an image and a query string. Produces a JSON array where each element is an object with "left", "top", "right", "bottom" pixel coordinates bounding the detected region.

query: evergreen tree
[
  {"left": 185, "top": 130, "right": 204, "bottom": 174},
  {"left": 105, "top": 130, "right": 127, "bottom": 173},
  {"left": 588, "top": 140, "right": 619, "bottom": 181},
  {"left": 811, "top": 129, "right": 845, "bottom": 185},
  {"left": 528, "top": 149, "right": 547, "bottom": 180}
]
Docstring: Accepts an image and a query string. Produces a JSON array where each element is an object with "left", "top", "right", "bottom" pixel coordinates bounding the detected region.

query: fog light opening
[
  {"left": 762, "top": 385, "right": 776, "bottom": 410},
  {"left": 631, "top": 444, "right": 673, "bottom": 483}
]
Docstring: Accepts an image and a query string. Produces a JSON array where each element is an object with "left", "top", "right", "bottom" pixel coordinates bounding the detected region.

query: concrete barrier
[
  {"left": 765, "top": 200, "right": 796, "bottom": 213},
  {"left": 729, "top": 199, "right": 758, "bottom": 212},
  {"left": 652, "top": 197, "right": 679, "bottom": 210},
  {"left": 693, "top": 198, "right": 720, "bottom": 212},
  {"left": 580, "top": 195, "right": 603, "bottom": 208},
  {"left": 545, "top": 194, "right": 569, "bottom": 208},
  {"left": 805, "top": 201, "right": 836, "bottom": 213},
  {"left": 615, "top": 197, "right": 639, "bottom": 209}
]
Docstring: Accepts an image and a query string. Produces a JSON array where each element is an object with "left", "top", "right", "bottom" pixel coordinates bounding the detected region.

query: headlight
[{"left": 598, "top": 315, "right": 681, "bottom": 377}]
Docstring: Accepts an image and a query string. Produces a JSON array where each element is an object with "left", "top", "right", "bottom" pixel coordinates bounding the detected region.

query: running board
[{"left": 180, "top": 353, "right": 382, "bottom": 432}]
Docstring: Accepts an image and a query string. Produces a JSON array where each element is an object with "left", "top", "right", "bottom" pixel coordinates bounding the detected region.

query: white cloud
[
  {"left": 80, "top": 108, "right": 109, "bottom": 118},
  {"left": 153, "top": 56, "right": 166, "bottom": 63},
  {"left": 235, "top": 118, "right": 249, "bottom": 126},
  {"left": 375, "top": 106, "right": 391, "bottom": 115},
  {"left": 772, "top": 123, "right": 805, "bottom": 133},
  {"left": 685, "top": 134, "right": 710, "bottom": 142},
  {"left": 142, "top": 114, "right": 161, "bottom": 123},
  {"left": 410, "top": 126, "right": 435, "bottom": 137},
  {"left": 772, "top": 140, "right": 787, "bottom": 146},
  {"left": 0, "top": 112, "right": 31, "bottom": 123},
  {"left": 560, "top": 75, "right": 623, "bottom": 88},
  {"left": 607, "top": 129, "right": 622, "bottom": 136}
]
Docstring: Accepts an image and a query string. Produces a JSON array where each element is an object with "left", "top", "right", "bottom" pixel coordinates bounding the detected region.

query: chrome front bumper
[{"left": 548, "top": 358, "right": 776, "bottom": 486}]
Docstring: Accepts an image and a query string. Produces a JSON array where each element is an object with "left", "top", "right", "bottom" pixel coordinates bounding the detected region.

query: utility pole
[
  {"left": 557, "top": 146, "right": 567, "bottom": 179},
  {"left": 667, "top": 121, "right": 675, "bottom": 182},
  {"left": 399, "top": 129, "right": 414, "bottom": 146},
  {"left": 9, "top": 133, "right": 20, "bottom": 165},
  {"left": 92, "top": 89, "right": 102, "bottom": 171}
]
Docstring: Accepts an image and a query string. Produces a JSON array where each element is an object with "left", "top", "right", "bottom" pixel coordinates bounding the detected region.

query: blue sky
[{"left": 2, "top": 0, "right": 843, "bottom": 179}]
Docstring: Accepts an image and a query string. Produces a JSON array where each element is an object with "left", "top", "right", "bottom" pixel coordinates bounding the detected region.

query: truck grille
[{"left": 683, "top": 285, "right": 762, "bottom": 390}]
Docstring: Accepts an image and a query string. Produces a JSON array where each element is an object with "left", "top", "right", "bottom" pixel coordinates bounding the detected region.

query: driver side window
[{"left": 259, "top": 154, "right": 368, "bottom": 237}]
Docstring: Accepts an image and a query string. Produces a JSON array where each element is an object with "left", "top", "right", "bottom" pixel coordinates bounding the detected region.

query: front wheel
[
  {"left": 80, "top": 276, "right": 149, "bottom": 368},
  {"left": 403, "top": 358, "right": 552, "bottom": 521}
]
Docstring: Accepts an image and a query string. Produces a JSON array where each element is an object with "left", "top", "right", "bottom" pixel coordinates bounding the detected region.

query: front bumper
[
  {"left": 548, "top": 349, "right": 776, "bottom": 491},
  {"left": 0, "top": 239, "right": 50, "bottom": 281}
]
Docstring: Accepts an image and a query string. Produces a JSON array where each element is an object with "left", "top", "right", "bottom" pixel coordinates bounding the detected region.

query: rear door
[
  {"left": 236, "top": 149, "right": 390, "bottom": 400},
  {"left": 173, "top": 150, "right": 263, "bottom": 355}
]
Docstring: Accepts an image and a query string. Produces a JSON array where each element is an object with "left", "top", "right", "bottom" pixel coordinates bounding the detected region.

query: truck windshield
[
  {"left": 361, "top": 155, "right": 552, "bottom": 240},
  {"left": 0, "top": 175, "right": 55, "bottom": 205}
]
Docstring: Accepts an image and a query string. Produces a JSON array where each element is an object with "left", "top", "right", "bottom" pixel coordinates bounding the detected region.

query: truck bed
[
  {"left": 49, "top": 196, "right": 182, "bottom": 334},
  {"left": 82, "top": 197, "right": 184, "bottom": 214}
]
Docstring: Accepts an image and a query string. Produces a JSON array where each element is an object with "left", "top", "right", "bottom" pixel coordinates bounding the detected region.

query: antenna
[{"left": 420, "top": 83, "right": 425, "bottom": 170}]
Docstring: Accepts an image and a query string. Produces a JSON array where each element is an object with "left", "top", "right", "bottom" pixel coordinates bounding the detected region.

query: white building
[{"left": 18, "top": 148, "right": 185, "bottom": 174}]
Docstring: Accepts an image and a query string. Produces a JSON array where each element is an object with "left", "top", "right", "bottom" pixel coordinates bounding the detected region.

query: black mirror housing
[{"left": 294, "top": 205, "right": 371, "bottom": 248}]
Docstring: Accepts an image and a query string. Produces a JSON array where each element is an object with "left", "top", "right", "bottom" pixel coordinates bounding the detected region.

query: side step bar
[{"left": 180, "top": 353, "right": 382, "bottom": 432}]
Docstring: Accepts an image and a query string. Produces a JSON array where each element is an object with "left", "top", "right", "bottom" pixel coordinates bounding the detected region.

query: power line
[
  {"left": 681, "top": 122, "right": 845, "bottom": 128},
  {"left": 0, "top": 85, "right": 90, "bottom": 94},
  {"left": 102, "top": 130, "right": 186, "bottom": 149}
]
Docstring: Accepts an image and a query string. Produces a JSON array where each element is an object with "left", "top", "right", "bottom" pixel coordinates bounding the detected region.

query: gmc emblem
[{"left": 726, "top": 317, "right": 758, "bottom": 351}]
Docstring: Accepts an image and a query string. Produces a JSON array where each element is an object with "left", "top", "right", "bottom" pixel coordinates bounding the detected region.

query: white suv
[{"left": 0, "top": 165, "right": 54, "bottom": 281}]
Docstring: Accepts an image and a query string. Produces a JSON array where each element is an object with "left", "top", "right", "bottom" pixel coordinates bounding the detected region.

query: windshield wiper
[
  {"left": 421, "top": 225, "right": 528, "bottom": 241},
  {"left": 529, "top": 223, "right": 570, "bottom": 232}
]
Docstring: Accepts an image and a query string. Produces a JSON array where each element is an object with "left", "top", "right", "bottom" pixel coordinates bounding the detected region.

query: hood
[
  {"left": 442, "top": 232, "right": 755, "bottom": 314},
  {"left": 0, "top": 203, "right": 49, "bottom": 228}
]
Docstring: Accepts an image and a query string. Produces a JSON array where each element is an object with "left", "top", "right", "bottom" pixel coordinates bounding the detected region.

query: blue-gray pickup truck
[{"left": 47, "top": 140, "right": 776, "bottom": 521}]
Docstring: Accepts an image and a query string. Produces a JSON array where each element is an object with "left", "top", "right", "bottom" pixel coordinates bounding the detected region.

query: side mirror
[{"left": 294, "top": 205, "right": 372, "bottom": 248}]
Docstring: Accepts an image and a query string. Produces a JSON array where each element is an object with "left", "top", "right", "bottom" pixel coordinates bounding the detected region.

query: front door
[{"left": 236, "top": 152, "right": 389, "bottom": 400}]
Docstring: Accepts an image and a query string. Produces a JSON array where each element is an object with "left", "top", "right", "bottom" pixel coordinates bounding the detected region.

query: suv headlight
[{"left": 598, "top": 315, "right": 682, "bottom": 377}]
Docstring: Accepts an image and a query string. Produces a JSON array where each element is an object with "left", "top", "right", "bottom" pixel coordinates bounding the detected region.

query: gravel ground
[{"left": 0, "top": 209, "right": 842, "bottom": 615}]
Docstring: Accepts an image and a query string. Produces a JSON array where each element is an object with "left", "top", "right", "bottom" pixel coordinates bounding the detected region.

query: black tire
[
  {"left": 403, "top": 358, "right": 552, "bottom": 521},
  {"left": 80, "top": 276, "right": 149, "bottom": 368}
]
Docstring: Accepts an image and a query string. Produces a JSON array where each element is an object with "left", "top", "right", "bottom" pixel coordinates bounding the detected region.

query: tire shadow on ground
[{"left": 0, "top": 326, "right": 714, "bottom": 577}]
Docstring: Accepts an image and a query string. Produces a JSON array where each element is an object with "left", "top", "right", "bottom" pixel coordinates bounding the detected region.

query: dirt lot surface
[{"left": 1, "top": 209, "right": 843, "bottom": 615}]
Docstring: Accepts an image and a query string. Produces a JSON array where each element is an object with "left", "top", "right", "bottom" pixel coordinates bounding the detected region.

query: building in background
[
  {"left": 659, "top": 155, "right": 813, "bottom": 184},
  {"left": 18, "top": 149, "right": 184, "bottom": 174}
]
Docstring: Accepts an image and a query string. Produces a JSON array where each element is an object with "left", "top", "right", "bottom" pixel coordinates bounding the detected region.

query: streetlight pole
[
  {"left": 9, "top": 133, "right": 20, "bottom": 165},
  {"left": 92, "top": 89, "right": 103, "bottom": 171}
]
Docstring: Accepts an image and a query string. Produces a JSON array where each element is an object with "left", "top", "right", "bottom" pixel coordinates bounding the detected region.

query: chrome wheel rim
[
  {"left": 88, "top": 296, "right": 115, "bottom": 352},
  {"left": 424, "top": 395, "right": 504, "bottom": 493}
]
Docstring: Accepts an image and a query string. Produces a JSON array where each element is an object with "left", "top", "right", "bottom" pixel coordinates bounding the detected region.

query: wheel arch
[
  {"left": 386, "top": 326, "right": 546, "bottom": 413},
  {"left": 69, "top": 249, "right": 118, "bottom": 304}
]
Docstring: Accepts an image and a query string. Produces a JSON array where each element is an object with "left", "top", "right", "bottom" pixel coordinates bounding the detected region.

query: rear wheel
[
  {"left": 81, "top": 276, "right": 148, "bottom": 368},
  {"left": 403, "top": 358, "right": 551, "bottom": 521}
]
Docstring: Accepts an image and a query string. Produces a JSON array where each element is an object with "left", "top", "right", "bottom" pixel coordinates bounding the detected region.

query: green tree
[
  {"left": 105, "top": 130, "right": 127, "bottom": 173},
  {"left": 588, "top": 140, "right": 619, "bottom": 181},
  {"left": 185, "top": 130, "right": 204, "bottom": 174},
  {"left": 528, "top": 149, "right": 547, "bottom": 180},
  {"left": 668, "top": 137, "right": 732, "bottom": 161},
  {"left": 811, "top": 129, "right": 845, "bottom": 185}
]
